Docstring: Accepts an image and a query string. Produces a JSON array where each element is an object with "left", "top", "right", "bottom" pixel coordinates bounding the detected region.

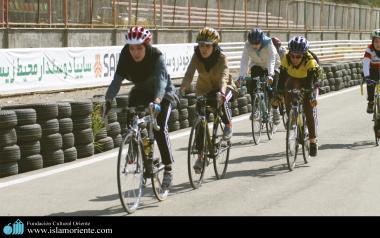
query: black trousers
[
  {"left": 195, "top": 88, "right": 233, "bottom": 152},
  {"left": 128, "top": 88, "right": 174, "bottom": 166}
]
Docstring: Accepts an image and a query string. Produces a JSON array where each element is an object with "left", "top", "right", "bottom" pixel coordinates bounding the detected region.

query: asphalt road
[{"left": 1, "top": 85, "right": 379, "bottom": 216}]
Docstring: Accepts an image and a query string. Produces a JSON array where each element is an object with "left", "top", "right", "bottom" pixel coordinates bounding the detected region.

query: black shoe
[
  {"left": 310, "top": 142, "right": 318, "bottom": 157},
  {"left": 367, "top": 101, "right": 374, "bottom": 114}
]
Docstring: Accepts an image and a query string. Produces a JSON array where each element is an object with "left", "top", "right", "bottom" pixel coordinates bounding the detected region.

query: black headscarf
[
  {"left": 195, "top": 45, "right": 222, "bottom": 72},
  {"left": 371, "top": 39, "right": 380, "bottom": 58},
  {"left": 123, "top": 44, "right": 162, "bottom": 83}
]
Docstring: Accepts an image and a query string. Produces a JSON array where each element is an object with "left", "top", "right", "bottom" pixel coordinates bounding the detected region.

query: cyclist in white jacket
[{"left": 237, "top": 28, "right": 281, "bottom": 125}]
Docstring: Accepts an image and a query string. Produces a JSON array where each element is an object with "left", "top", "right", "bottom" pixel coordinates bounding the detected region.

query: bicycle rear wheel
[
  {"left": 187, "top": 119, "right": 207, "bottom": 189},
  {"left": 213, "top": 122, "right": 230, "bottom": 179},
  {"left": 279, "top": 101, "right": 287, "bottom": 129},
  {"left": 301, "top": 114, "right": 310, "bottom": 163},
  {"left": 375, "top": 98, "right": 379, "bottom": 146},
  {"left": 266, "top": 106, "right": 275, "bottom": 140},
  {"left": 151, "top": 158, "right": 168, "bottom": 201},
  {"left": 251, "top": 95, "right": 262, "bottom": 145},
  {"left": 117, "top": 132, "right": 143, "bottom": 214},
  {"left": 286, "top": 110, "right": 299, "bottom": 171}
]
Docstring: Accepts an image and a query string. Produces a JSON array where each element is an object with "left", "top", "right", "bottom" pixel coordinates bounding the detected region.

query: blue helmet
[
  {"left": 248, "top": 28, "right": 264, "bottom": 44},
  {"left": 288, "top": 36, "right": 309, "bottom": 54}
]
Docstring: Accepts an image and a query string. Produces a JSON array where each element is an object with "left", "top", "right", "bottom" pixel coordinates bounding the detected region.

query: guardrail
[{"left": 222, "top": 40, "right": 371, "bottom": 69}]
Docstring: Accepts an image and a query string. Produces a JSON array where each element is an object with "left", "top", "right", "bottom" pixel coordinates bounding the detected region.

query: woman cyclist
[
  {"left": 104, "top": 26, "right": 177, "bottom": 190},
  {"left": 363, "top": 29, "right": 380, "bottom": 138},
  {"left": 180, "top": 27, "right": 237, "bottom": 173},
  {"left": 277, "top": 36, "right": 320, "bottom": 157},
  {"left": 237, "top": 28, "right": 282, "bottom": 125}
]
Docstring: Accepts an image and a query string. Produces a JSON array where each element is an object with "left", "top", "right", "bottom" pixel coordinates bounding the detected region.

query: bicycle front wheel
[
  {"left": 301, "top": 114, "right": 310, "bottom": 163},
  {"left": 213, "top": 122, "right": 230, "bottom": 179},
  {"left": 375, "top": 97, "right": 379, "bottom": 146},
  {"left": 117, "top": 132, "right": 143, "bottom": 214},
  {"left": 151, "top": 158, "right": 168, "bottom": 201},
  {"left": 251, "top": 95, "right": 262, "bottom": 145},
  {"left": 187, "top": 119, "right": 207, "bottom": 189},
  {"left": 266, "top": 106, "right": 275, "bottom": 140},
  {"left": 286, "top": 110, "right": 299, "bottom": 171}
]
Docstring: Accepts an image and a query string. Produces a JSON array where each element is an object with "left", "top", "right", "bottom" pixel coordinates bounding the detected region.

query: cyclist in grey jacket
[
  {"left": 237, "top": 28, "right": 282, "bottom": 125},
  {"left": 105, "top": 26, "right": 177, "bottom": 190}
]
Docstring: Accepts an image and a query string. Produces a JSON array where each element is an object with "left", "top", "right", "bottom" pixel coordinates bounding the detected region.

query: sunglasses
[{"left": 289, "top": 53, "right": 303, "bottom": 59}]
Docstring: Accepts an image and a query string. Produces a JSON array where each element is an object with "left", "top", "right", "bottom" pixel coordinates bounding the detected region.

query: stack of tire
[
  {"left": 115, "top": 95, "right": 129, "bottom": 136},
  {"left": 70, "top": 101, "right": 94, "bottom": 159},
  {"left": 105, "top": 98, "right": 122, "bottom": 149},
  {"left": 13, "top": 109, "right": 43, "bottom": 173},
  {"left": 178, "top": 98, "right": 189, "bottom": 129},
  {"left": 0, "top": 110, "right": 20, "bottom": 177},
  {"left": 237, "top": 86, "right": 249, "bottom": 115},
  {"left": 246, "top": 93, "right": 252, "bottom": 113},
  {"left": 57, "top": 103, "right": 77, "bottom": 163},
  {"left": 186, "top": 92, "right": 197, "bottom": 127},
  {"left": 319, "top": 66, "right": 330, "bottom": 95},
  {"left": 350, "top": 61, "right": 363, "bottom": 86},
  {"left": 168, "top": 102, "right": 180, "bottom": 132}
]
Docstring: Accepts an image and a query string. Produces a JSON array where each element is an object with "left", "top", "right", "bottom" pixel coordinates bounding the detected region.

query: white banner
[{"left": 0, "top": 43, "right": 196, "bottom": 95}]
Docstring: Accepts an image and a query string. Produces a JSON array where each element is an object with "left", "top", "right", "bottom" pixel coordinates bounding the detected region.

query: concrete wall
[{"left": 0, "top": 28, "right": 373, "bottom": 48}]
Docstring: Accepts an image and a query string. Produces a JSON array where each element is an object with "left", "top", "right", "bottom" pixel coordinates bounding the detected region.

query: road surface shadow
[
  {"left": 225, "top": 163, "right": 289, "bottom": 179},
  {"left": 48, "top": 205, "right": 127, "bottom": 216},
  {"left": 229, "top": 151, "right": 286, "bottom": 164},
  {"left": 319, "top": 140, "right": 375, "bottom": 151}
]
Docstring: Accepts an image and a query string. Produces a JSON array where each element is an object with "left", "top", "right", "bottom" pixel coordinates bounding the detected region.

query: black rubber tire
[
  {"left": 238, "top": 97, "right": 248, "bottom": 107},
  {"left": 72, "top": 115, "right": 92, "bottom": 131},
  {"left": 107, "top": 111, "right": 118, "bottom": 123},
  {"left": 38, "top": 119, "right": 59, "bottom": 136},
  {"left": 169, "top": 121, "right": 180, "bottom": 132},
  {"left": 42, "top": 149, "right": 64, "bottom": 167},
  {"left": 59, "top": 118, "right": 73, "bottom": 134},
  {"left": 63, "top": 147, "right": 77, "bottom": 162},
  {"left": 19, "top": 141, "right": 41, "bottom": 158},
  {"left": 232, "top": 108, "right": 239, "bottom": 117},
  {"left": 179, "top": 109, "right": 189, "bottom": 120},
  {"left": 180, "top": 119, "right": 190, "bottom": 129},
  {"left": 239, "top": 106, "right": 249, "bottom": 114},
  {"left": 16, "top": 124, "right": 42, "bottom": 143},
  {"left": 107, "top": 122, "right": 121, "bottom": 137},
  {"left": 57, "top": 102, "right": 72, "bottom": 119},
  {"left": 41, "top": 133, "right": 63, "bottom": 152},
  {"left": 6, "top": 103, "right": 59, "bottom": 121},
  {"left": 0, "top": 110, "right": 17, "bottom": 130},
  {"left": 18, "top": 154, "right": 43, "bottom": 173},
  {"left": 76, "top": 143, "right": 94, "bottom": 158},
  {"left": 169, "top": 109, "right": 179, "bottom": 123},
  {"left": 95, "top": 136, "right": 114, "bottom": 153},
  {"left": 12, "top": 108, "right": 37, "bottom": 126},
  {"left": 117, "top": 111, "right": 128, "bottom": 124},
  {"left": 179, "top": 98, "right": 189, "bottom": 109},
  {"left": 74, "top": 128, "right": 94, "bottom": 145},
  {"left": 0, "top": 128, "right": 17, "bottom": 147},
  {"left": 112, "top": 134, "right": 123, "bottom": 148},
  {"left": 70, "top": 101, "right": 93, "bottom": 117},
  {"left": 62, "top": 133, "right": 75, "bottom": 149},
  {"left": 0, "top": 145, "right": 21, "bottom": 163},
  {"left": 94, "top": 127, "right": 107, "bottom": 141},
  {"left": 0, "top": 161, "right": 18, "bottom": 178}
]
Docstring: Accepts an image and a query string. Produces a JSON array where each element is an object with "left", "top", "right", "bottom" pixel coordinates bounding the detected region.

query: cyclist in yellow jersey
[{"left": 277, "top": 36, "right": 320, "bottom": 157}]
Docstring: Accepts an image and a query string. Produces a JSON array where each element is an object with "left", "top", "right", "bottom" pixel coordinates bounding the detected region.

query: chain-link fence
[{"left": 1, "top": 0, "right": 379, "bottom": 31}]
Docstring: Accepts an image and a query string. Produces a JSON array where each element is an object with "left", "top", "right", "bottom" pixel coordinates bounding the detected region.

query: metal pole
[
  {"left": 217, "top": 0, "right": 220, "bottom": 29},
  {"left": 257, "top": 0, "right": 260, "bottom": 27},
  {"left": 205, "top": 0, "right": 208, "bottom": 26},
  {"left": 244, "top": 0, "right": 247, "bottom": 30},
  {"left": 89, "top": 0, "right": 93, "bottom": 27},
  {"left": 304, "top": 0, "right": 306, "bottom": 30},
  {"left": 112, "top": 0, "right": 116, "bottom": 27},
  {"left": 172, "top": 0, "right": 176, "bottom": 26},
  {"left": 64, "top": 0, "right": 68, "bottom": 27},
  {"left": 266, "top": 0, "right": 269, "bottom": 28},
  {"left": 188, "top": 0, "right": 191, "bottom": 28},
  {"left": 160, "top": 0, "right": 163, "bottom": 27},
  {"left": 128, "top": 0, "right": 132, "bottom": 26}
]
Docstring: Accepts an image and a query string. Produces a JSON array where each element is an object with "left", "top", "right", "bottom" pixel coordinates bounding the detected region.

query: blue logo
[{"left": 2, "top": 219, "right": 24, "bottom": 235}]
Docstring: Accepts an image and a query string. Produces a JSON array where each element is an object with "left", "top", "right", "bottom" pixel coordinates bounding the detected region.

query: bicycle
[
  {"left": 116, "top": 103, "right": 168, "bottom": 214},
  {"left": 285, "top": 88, "right": 310, "bottom": 171},
  {"left": 364, "top": 79, "right": 380, "bottom": 146},
  {"left": 187, "top": 93, "right": 231, "bottom": 189},
  {"left": 243, "top": 75, "right": 276, "bottom": 145}
]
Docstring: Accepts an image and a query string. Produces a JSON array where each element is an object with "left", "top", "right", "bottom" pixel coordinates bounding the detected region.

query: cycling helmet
[
  {"left": 248, "top": 28, "right": 264, "bottom": 44},
  {"left": 125, "top": 26, "right": 152, "bottom": 45},
  {"left": 271, "top": 37, "right": 281, "bottom": 49},
  {"left": 372, "top": 29, "right": 380, "bottom": 39},
  {"left": 196, "top": 27, "right": 220, "bottom": 45},
  {"left": 288, "top": 36, "right": 309, "bottom": 54}
]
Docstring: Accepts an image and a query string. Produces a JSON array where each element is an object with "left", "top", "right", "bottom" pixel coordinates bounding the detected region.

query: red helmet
[
  {"left": 125, "top": 26, "right": 152, "bottom": 45},
  {"left": 271, "top": 37, "right": 281, "bottom": 48}
]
